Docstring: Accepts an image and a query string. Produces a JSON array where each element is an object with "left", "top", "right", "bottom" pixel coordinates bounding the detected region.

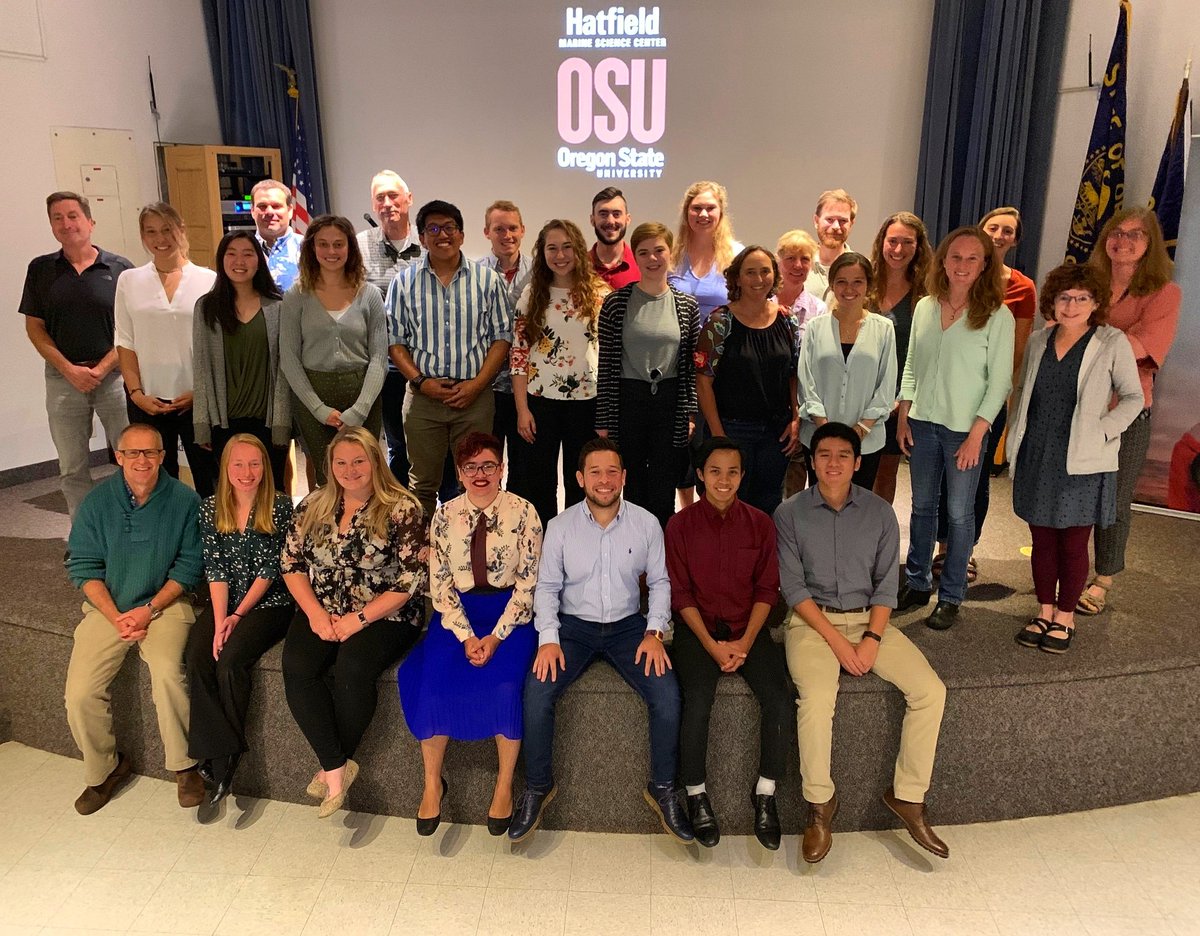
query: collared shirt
[
  {"left": 804, "top": 245, "right": 850, "bottom": 304},
  {"left": 774, "top": 484, "right": 899, "bottom": 610},
  {"left": 783, "top": 291, "right": 829, "bottom": 348},
  {"left": 533, "top": 498, "right": 670, "bottom": 645},
  {"left": 665, "top": 497, "right": 779, "bottom": 639},
  {"left": 256, "top": 229, "right": 303, "bottom": 292},
  {"left": 590, "top": 242, "right": 640, "bottom": 289},
  {"left": 358, "top": 226, "right": 423, "bottom": 297},
  {"left": 19, "top": 247, "right": 134, "bottom": 364},
  {"left": 430, "top": 490, "right": 543, "bottom": 642},
  {"left": 386, "top": 254, "right": 513, "bottom": 381},
  {"left": 477, "top": 252, "right": 534, "bottom": 393}
]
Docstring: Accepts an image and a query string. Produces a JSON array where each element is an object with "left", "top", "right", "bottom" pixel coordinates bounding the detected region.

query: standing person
[
  {"left": 805, "top": 189, "right": 857, "bottom": 302},
  {"left": 777, "top": 422, "right": 948, "bottom": 863},
  {"left": 398, "top": 433, "right": 542, "bottom": 836},
  {"left": 185, "top": 434, "right": 294, "bottom": 804},
  {"left": 279, "top": 214, "right": 387, "bottom": 486},
  {"left": 694, "top": 246, "right": 799, "bottom": 516},
  {"left": 588, "top": 187, "right": 640, "bottom": 289},
  {"left": 360, "top": 170, "right": 422, "bottom": 485},
  {"left": 20, "top": 191, "right": 133, "bottom": 519},
  {"left": 867, "top": 212, "right": 932, "bottom": 504},
  {"left": 116, "top": 202, "right": 218, "bottom": 496},
  {"left": 896, "top": 227, "right": 1014, "bottom": 630},
  {"left": 250, "top": 179, "right": 303, "bottom": 291},
  {"left": 64, "top": 424, "right": 205, "bottom": 814},
  {"left": 1077, "top": 208, "right": 1182, "bottom": 615},
  {"left": 388, "top": 199, "right": 513, "bottom": 520},
  {"left": 281, "top": 427, "right": 427, "bottom": 818},
  {"left": 1008, "top": 265, "right": 1143, "bottom": 654},
  {"left": 798, "top": 253, "right": 897, "bottom": 491},
  {"left": 508, "top": 438, "right": 693, "bottom": 844},
  {"left": 192, "top": 231, "right": 290, "bottom": 489},
  {"left": 595, "top": 222, "right": 699, "bottom": 528},
  {"left": 668, "top": 180, "right": 743, "bottom": 321},
  {"left": 666, "top": 437, "right": 792, "bottom": 850},
  {"left": 510, "top": 219, "right": 605, "bottom": 526}
]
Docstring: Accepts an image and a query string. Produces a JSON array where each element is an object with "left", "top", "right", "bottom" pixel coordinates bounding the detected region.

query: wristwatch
[
  {"left": 145, "top": 600, "right": 163, "bottom": 621},
  {"left": 861, "top": 630, "right": 882, "bottom": 643},
  {"left": 644, "top": 629, "right": 664, "bottom": 642},
  {"left": 357, "top": 610, "right": 370, "bottom": 628},
  {"left": 409, "top": 374, "right": 428, "bottom": 392}
]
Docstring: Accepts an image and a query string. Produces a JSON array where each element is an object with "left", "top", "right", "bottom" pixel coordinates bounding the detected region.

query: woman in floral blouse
[
  {"left": 510, "top": 219, "right": 607, "bottom": 526},
  {"left": 185, "top": 433, "right": 294, "bottom": 806},
  {"left": 281, "top": 425, "right": 427, "bottom": 818},
  {"left": 399, "top": 432, "right": 542, "bottom": 836}
]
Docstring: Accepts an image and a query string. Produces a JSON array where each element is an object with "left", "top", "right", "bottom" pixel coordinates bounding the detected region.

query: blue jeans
[
  {"left": 522, "top": 612, "right": 681, "bottom": 791},
  {"left": 721, "top": 418, "right": 789, "bottom": 517},
  {"left": 906, "top": 419, "right": 987, "bottom": 605}
]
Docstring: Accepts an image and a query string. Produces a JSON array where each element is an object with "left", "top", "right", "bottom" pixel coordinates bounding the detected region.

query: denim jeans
[
  {"left": 906, "top": 419, "right": 987, "bottom": 605},
  {"left": 721, "top": 418, "right": 789, "bottom": 517},
  {"left": 521, "top": 612, "right": 682, "bottom": 791}
]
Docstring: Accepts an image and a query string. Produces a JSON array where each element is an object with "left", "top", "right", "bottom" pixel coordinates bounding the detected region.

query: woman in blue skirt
[{"left": 398, "top": 432, "right": 543, "bottom": 836}]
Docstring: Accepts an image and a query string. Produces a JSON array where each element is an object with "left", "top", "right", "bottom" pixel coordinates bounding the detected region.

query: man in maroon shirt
[
  {"left": 588, "top": 186, "right": 641, "bottom": 289},
  {"left": 665, "top": 436, "right": 792, "bottom": 850}
]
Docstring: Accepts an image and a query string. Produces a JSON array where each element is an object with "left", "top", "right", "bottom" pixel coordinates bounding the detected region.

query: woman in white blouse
[
  {"left": 116, "top": 202, "right": 218, "bottom": 495},
  {"left": 798, "top": 252, "right": 897, "bottom": 489}
]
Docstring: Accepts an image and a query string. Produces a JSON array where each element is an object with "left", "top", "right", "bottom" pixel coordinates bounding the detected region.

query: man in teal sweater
[{"left": 64, "top": 423, "right": 205, "bottom": 814}]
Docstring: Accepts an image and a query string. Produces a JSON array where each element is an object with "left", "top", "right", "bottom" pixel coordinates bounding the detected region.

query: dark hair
[
  {"left": 578, "top": 436, "right": 623, "bottom": 471},
  {"left": 828, "top": 251, "right": 874, "bottom": 291},
  {"left": 868, "top": 212, "right": 931, "bottom": 310},
  {"left": 525, "top": 219, "right": 605, "bottom": 345},
  {"left": 724, "top": 246, "right": 782, "bottom": 301},
  {"left": 202, "top": 231, "right": 282, "bottom": 334},
  {"left": 591, "top": 187, "right": 626, "bottom": 211},
  {"left": 1038, "top": 263, "right": 1111, "bottom": 326},
  {"left": 46, "top": 191, "right": 92, "bottom": 221},
  {"left": 454, "top": 431, "right": 502, "bottom": 466},
  {"left": 696, "top": 436, "right": 744, "bottom": 472},
  {"left": 298, "top": 215, "right": 366, "bottom": 293},
  {"left": 810, "top": 421, "right": 861, "bottom": 460},
  {"left": 416, "top": 200, "right": 464, "bottom": 234}
]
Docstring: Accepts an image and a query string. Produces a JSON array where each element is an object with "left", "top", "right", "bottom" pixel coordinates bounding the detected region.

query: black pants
[
  {"left": 381, "top": 369, "right": 410, "bottom": 487},
  {"left": 185, "top": 602, "right": 293, "bottom": 760},
  {"left": 211, "top": 418, "right": 288, "bottom": 491},
  {"left": 493, "top": 390, "right": 525, "bottom": 495},
  {"left": 808, "top": 447, "right": 883, "bottom": 492},
  {"left": 619, "top": 378, "right": 682, "bottom": 528},
  {"left": 671, "top": 620, "right": 794, "bottom": 787},
  {"left": 282, "top": 611, "right": 419, "bottom": 771},
  {"left": 512, "top": 395, "right": 596, "bottom": 528},
  {"left": 937, "top": 403, "right": 1006, "bottom": 545},
  {"left": 127, "top": 401, "right": 217, "bottom": 497}
]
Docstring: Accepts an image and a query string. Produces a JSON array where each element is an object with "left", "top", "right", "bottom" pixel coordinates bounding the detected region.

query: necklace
[
  {"left": 154, "top": 264, "right": 182, "bottom": 276},
  {"left": 944, "top": 298, "right": 968, "bottom": 320}
]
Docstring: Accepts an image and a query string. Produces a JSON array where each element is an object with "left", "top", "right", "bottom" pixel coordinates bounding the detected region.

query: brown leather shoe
[
  {"left": 882, "top": 788, "right": 949, "bottom": 858},
  {"left": 176, "top": 767, "right": 205, "bottom": 808},
  {"left": 75, "top": 752, "right": 132, "bottom": 815},
  {"left": 801, "top": 793, "right": 838, "bottom": 863}
]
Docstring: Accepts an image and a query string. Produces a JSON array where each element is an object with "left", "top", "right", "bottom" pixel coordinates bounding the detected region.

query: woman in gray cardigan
[
  {"left": 1007, "top": 264, "right": 1143, "bottom": 653},
  {"left": 193, "top": 231, "right": 290, "bottom": 487},
  {"left": 279, "top": 215, "right": 388, "bottom": 485}
]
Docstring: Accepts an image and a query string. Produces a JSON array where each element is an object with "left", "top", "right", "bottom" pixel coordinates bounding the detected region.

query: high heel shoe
[
  {"left": 210, "top": 754, "right": 240, "bottom": 807},
  {"left": 416, "top": 776, "right": 447, "bottom": 836}
]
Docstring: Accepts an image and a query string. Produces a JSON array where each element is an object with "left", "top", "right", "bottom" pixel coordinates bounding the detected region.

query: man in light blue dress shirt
[{"left": 509, "top": 438, "right": 694, "bottom": 844}]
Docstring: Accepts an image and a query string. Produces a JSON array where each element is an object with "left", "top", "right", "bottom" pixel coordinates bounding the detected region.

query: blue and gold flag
[
  {"left": 1148, "top": 72, "right": 1189, "bottom": 260},
  {"left": 1065, "top": 1, "right": 1131, "bottom": 264}
]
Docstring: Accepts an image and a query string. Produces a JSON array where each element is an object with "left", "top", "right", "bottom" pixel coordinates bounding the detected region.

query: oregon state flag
[
  {"left": 1148, "top": 74, "right": 1189, "bottom": 260},
  {"left": 1065, "top": 1, "right": 1131, "bottom": 264}
]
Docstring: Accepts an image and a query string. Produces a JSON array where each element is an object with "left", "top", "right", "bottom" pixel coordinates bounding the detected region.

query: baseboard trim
[{"left": 0, "top": 449, "right": 110, "bottom": 489}]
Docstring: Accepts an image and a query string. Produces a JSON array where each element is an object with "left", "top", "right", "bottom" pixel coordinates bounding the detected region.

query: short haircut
[
  {"left": 776, "top": 228, "right": 818, "bottom": 258},
  {"left": 629, "top": 221, "right": 672, "bottom": 253},
  {"left": 370, "top": 170, "right": 409, "bottom": 196},
  {"left": 810, "top": 421, "right": 861, "bottom": 460},
  {"left": 578, "top": 436, "right": 623, "bottom": 471},
  {"left": 815, "top": 189, "right": 858, "bottom": 220},
  {"left": 251, "top": 179, "right": 293, "bottom": 207},
  {"left": 454, "top": 431, "right": 502, "bottom": 466},
  {"left": 591, "top": 186, "right": 626, "bottom": 211},
  {"left": 828, "top": 251, "right": 874, "bottom": 289},
  {"left": 979, "top": 206, "right": 1023, "bottom": 243},
  {"left": 416, "top": 199, "right": 464, "bottom": 234},
  {"left": 697, "top": 435, "right": 744, "bottom": 471},
  {"left": 46, "top": 191, "right": 91, "bottom": 221},
  {"left": 484, "top": 200, "right": 523, "bottom": 227},
  {"left": 1038, "top": 263, "right": 1111, "bottom": 326},
  {"left": 725, "top": 245, "right": 782, "bottom": 301},
  {"left": 118, "top": 423, "right": 164, "bottom": 449}
]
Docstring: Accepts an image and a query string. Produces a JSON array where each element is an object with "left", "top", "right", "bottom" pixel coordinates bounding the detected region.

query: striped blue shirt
[{"left": 386, "top": 254, "right": 513, "bottom": 380}]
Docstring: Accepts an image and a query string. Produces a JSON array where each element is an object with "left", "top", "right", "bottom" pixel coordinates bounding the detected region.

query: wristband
[
  {"left": 645, "top": 629, "right": 664, "bottom": 642},
  {"left": 861, "top": 630, "right": 882, "bottom": 643},
  {"left": 409, "top": 374, "right": 427, "bottom": 391},
  {"left": 855, "top": 421, "right": 870, "bottom": 435}
]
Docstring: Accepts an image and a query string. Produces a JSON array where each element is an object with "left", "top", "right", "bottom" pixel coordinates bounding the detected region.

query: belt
[{"left": 815, "top": 603, "right": 869, "bottom": 615}]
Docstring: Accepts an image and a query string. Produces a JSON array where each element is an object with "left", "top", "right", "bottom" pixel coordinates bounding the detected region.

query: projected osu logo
[{"left": 557, "top": 57, "right": 666, "bottom": 145}]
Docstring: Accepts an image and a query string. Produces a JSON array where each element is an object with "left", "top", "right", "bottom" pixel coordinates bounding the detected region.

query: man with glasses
[
  {"left": 589, "top": 186, "right": 640, "bottom": 289},
  {"left": 388, "top": 200, "right": 513, "bottom": 519},
  {"left": 63, "top": 423, "right": 206, "bottom": 814},
  {"left": 250, "top": 179, "right": 302, "bottom": 291}
]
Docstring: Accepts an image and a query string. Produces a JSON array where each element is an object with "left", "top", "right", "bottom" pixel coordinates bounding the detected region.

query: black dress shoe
[
  {"left": 751, "top": 789, "right": 781, "bottom": 851},
  {"left": 508, "top": 785, "right": 557, "bottom": 842},
  {"left": 416, "top": 776, "right": 447, "bottom": 837},
  {"left": 197, "top": 760, "right": 215, "bottom": 785},
  {"left": 644, "top": 782, "right": 694, "bottom": 843},
  {"left": 925, "top": 601, "right": 960, "bottom": 630},
  {"left": 896, "top": 584, "right": 932, "bottom": 613},
  {"left": 210, "top": 754, "right": 240, "bottom": 807},
  {"left": 686, "top": 792, "right": 720, "bottom": 848}
]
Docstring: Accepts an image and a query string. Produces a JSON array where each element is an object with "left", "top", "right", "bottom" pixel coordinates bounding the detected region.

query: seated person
[
  {"left": 398, "top": 432, "right": 542, "bottom": 837},
  {"left": 775, "top": 421, "right": 948, "bottom": 862},
  {"left": 665, "top": 436, "right": 793, "bottom": 850},
  {"left": 64, "top": 423, "right": 205, "bottom": 814},
  {"left": 509, "top": 438, "right": 693, "bottom": 844}
]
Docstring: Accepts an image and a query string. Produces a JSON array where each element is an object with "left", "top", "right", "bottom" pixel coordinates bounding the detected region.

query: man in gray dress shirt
[{"left": 775, "top": 421, "right": 948, "bottom": 862}]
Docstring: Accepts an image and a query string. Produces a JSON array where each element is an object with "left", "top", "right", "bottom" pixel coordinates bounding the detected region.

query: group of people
[{"left": 20, "top": 175, "right": 1180, "bottom": 857}]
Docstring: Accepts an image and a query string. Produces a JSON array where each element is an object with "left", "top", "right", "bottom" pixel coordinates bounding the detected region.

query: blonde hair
[
  {"left": 925, "top": 227, "right": 1006, "bottom": 330},
  {"left": 214, "top": 433, "right": 277, "bottom": 535},
  {"left": 138, "top": 201, "right": 190, "bottom": 260},
  {"left": 630, "top": 221, "right": 673, "bottom": 253},
  {"left": 776, "top": 229, "right": 819, "bottom": 260},
  {"left": 672, "top": 181, "right": 737, "bottom": 274}
]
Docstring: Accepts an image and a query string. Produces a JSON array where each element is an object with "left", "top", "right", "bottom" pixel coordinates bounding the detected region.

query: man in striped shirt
[{"left": 387, "top": 200, "right": 514, "bottom": 518}]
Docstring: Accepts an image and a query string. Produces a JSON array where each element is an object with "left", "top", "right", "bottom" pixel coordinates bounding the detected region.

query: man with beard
[
  {"left": 588, "top": 187, "right": 640, "bottom": 289},
  {"left": 805, "top": 188, "right": 857, "bottom": 302}
]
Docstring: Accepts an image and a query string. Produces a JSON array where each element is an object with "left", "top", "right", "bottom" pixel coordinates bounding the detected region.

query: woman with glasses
[
  {"left": 280, "top": 215, "right": 387, "bottom": 485},
  {"left": 398, "top": 432, "right": 542, "bottom": 836},
  {"left": 1008, "top": 265, "right": 1143, "bottom": 653},
  {"left": 1076, "top": 208, "right": 1182, "bottom": 615}
]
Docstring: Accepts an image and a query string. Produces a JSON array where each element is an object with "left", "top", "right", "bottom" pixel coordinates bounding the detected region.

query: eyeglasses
[
  {"left": 423, "top": 222, "right": 460, "bottom": 236},
  {"left": 1055, "top": 294, "right": 1095, "bottom": 306},
  {"left": 460, "top": 461, "right": 500, "bottom": 478},
  {"left": 1108, "top": 229, "right": 1147, "bottom": 242},
  {"left": 119, "top": 448, "right": 164, "bottom": 459}
]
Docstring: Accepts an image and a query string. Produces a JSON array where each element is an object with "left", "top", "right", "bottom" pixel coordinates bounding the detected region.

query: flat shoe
[
  {"left": 317, "top": 759, "right": 359, "bottom": 819},
  {"left": 306, "top": 773, "right": 328, "bottom": 800},
  {"left": 1076, "top": 579, "right": 1109, "bottom": 615},
  {"left": 1039, "top": 623, "right": 1075, "bottom": 655},
  {"left": 1015, "top": 617, "right": 1052, "bottom": 648}
]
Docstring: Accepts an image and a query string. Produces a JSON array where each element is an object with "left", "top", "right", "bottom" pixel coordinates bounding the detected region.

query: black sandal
[
  {"left": 1039, "top": 623, "right": 1075, "bottom": 654},
  {"left": 1015, "top": 617, "right": 1052, "bottom": 648}
]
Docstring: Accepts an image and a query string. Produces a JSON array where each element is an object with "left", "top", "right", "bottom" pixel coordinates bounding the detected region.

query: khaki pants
[
  {"left": 784, "top": 610, "right": 946, "bottom": 804},
  {"left": 403, "top": 387, "right": 494, "bottom": 520},
  {"left": 64, "top": 600, "right": 196, "bottom": 786}
]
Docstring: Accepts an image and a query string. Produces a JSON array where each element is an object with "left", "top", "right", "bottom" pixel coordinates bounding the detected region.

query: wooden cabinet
[{"left": 161, "top": 145, "right": 282, "bottom": 270}]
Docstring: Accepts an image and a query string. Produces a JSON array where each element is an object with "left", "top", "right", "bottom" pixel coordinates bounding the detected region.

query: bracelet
[
  {"left": 357, "top": 610, "right": 370, "bottom": 628},
  {"left": 855, "top": 421, "right": 871, "bottom": 435},
  {"left": 128, "top": 387, "right": 142, "bottom": 396},
  {"left": 229, "top": 612, "right": 242, "bottom": 620},
  {"left": 861, "top": 630, "right": 882, "bottom": 643}
]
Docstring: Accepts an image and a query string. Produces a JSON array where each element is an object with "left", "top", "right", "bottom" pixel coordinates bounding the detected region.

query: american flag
[{"left": 290, "top": 110, "right": 313, "bottom": 233}]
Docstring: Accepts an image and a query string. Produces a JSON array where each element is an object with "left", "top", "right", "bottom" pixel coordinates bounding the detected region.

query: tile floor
[{"left": 0, "top": 743, "right": 1197, "bottom": 935}]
